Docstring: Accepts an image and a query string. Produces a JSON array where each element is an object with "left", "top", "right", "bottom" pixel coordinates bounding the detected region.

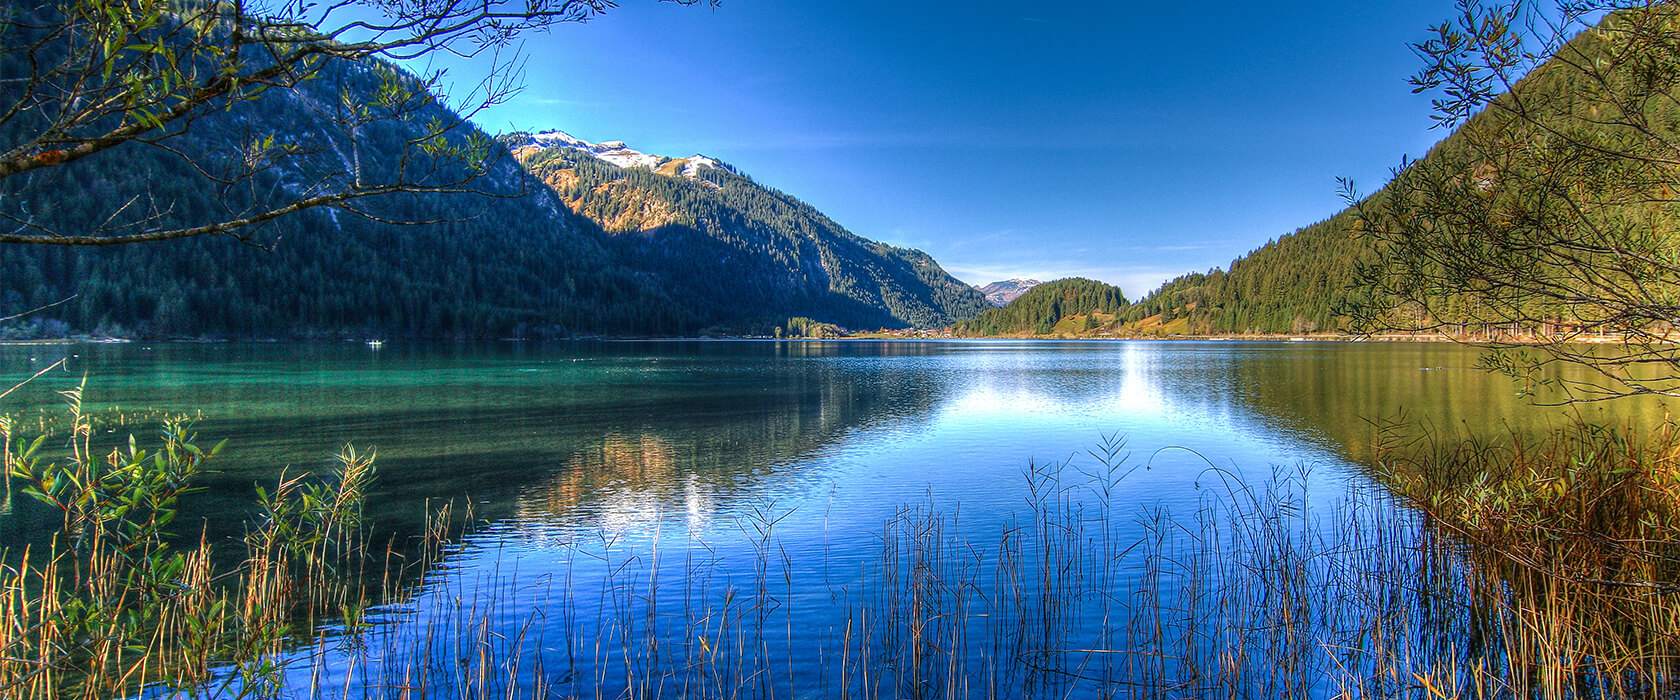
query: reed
[
  {"left": 286, "top": 431, "right": 1680, "bottom": 699},
  {"left": 1370, "top": 415, "right": 1680, "bottom": 696},
  {"left": 0, "top": 382, "right": 409, "bottom": 699},
  {"left": 7, "top": 396, "right": 1680, "bottom": 698}
]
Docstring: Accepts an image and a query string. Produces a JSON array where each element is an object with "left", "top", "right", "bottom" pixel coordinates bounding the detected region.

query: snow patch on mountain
[
  {"left": 978, "top": 279, "right": 1043, "bottom": 307},
  {"left": 515, "top": 130, "right": 730, "bottom": 179},
  {"left": 681, "top": 155, "right": 719, "bottom": 177}
]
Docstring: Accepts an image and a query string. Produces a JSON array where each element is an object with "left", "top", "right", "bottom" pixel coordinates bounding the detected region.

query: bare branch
[{"left": 0, "top": 0, "right": 713, "bottom": 245}]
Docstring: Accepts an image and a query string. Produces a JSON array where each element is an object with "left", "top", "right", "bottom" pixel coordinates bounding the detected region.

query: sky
[{"left": 423, "top": 0, "right": 1462, "bottom": 298}]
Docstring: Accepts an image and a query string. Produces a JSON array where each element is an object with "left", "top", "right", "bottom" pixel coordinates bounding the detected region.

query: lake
[{"left": 0, "top": 340, "right": 1664, "bottom": 697}]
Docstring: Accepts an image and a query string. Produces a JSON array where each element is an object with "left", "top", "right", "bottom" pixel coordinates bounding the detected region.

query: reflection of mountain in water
[
  {"left": 510, "top": 347, "right": 955, "bottom": 535},
  {"left": 0, "top": 342, "right": 967, "bottom": 668},
  {"left": 20, "top": 339, "right": 1669, "bottom": 692},
  {"left": 1204, "top": 343, "right": 1673, "bottom": 465},
  {"left": 514, "top": 433, "right": 702, "bottom": 532},
  {"left": 1, "top": 342, "right": 959, "bottom": 551},
  {"left": 10, "top": 341, "right": 1670, "bottom": 551}
]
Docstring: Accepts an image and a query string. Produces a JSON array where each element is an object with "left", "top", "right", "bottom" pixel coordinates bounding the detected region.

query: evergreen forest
[
  {"left": 953, "top": 278, "right": 1128, "bottom": 336},
  {"left": 0, "top": 35, "right": 987, "bottom": 339},
  {"left": 513, "top": 143, "right": 990, "bottom": 332}
]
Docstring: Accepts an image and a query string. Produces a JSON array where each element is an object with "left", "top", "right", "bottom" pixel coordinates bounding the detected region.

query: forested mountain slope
[
  {"left": 0, "top": 52, "right": 687, "bottom": 338},
  {"left": 953, "top": 278, "right": 1128, "bottom": 337},
  {"left": 1122, "top": 16, "right": 1657, "bottom": 336},
  {"left": 1124, "top": 210, "right": 1363, "bottom": 335},
  {"left": 507, "top": 131, "right": 990, "bottom": 331},
  {"left": 0, "top": 44, "right": 985, "bottom": 338}
]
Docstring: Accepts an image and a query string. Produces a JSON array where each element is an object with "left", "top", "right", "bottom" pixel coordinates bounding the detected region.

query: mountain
[
  {"left": 1121, "top": 210, "right": 1361, "bottom": 335},
  {"left": 1121, "top": 14, "right": 1659, "bottom": 337},
  {"left": 505, "top": 130, "right": 990, "bottom": 331},
  {"left": 0, "top": 55, "right": 693, "bottom": 340},
  {"left": 953, "top": 278, "right": 1128, "bottom": 337},
  {"left": 978, "top": 279, "right": 1042, "bottom": 307},
  {"left": 0, "top": 47, "right": 984, "bottom": 338}
]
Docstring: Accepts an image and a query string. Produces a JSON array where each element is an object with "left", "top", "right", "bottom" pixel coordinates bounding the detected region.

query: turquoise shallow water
[{"left": 3, "top": 340, "right": 1666, "bottom": 696}]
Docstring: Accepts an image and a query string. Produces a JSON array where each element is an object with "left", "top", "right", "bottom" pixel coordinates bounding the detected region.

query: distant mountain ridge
[
  {"left": 978, "top": 279, "right": 1042, "bottom": 307},
  {"left": 505, "top": 131, "right": 990, "bottom": 331},
  {"left": 515, "top": 130, "right": 731, "bottom": 178},
  {"left": 955, "top": 278, "right": 1128, "bottom": 337}
]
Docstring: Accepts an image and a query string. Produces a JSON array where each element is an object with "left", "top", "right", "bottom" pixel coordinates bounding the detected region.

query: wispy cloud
[
  {"left": 696, "top": 128, "right": 986, "bottom": 153},
  {"left": 509, "top": 96, "right": 603, "bottom": 108}
]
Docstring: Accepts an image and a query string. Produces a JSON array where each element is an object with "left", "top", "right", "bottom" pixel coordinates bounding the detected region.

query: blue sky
[{"left": 430, "top": 0, "right": 1460, "bottom": 298}]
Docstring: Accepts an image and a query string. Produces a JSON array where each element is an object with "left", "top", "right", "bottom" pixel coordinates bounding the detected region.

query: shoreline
[{"left": 0, "top": 332, "right": 1649, "bottom": 346}]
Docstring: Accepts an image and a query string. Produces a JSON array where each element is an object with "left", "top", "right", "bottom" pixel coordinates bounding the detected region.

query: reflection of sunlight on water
[
  {"left": 595, "top": 487, "right": 664, "bottom": 535},
  {"left": 684, "top": 472, "right": 713, "bottom": 531},
  {"left": 942, "top": 343, "right": 1170, "bottom": 421},
  {"left": 942, "top": 387, "right": 1062, "bottom": 418},
  {"left": 1116, "top": 342, "right": 1167, "bottom": 414}
]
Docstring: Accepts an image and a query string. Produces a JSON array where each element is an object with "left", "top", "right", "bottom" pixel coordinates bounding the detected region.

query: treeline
[
  {"left": 779, "top": 317, "right": 845, "bottom": 339},
  {"left": 953, "top": 278, "right": 1128, "bottom": 336},
  {"left": 1122, "top": 210, "right": 1364, "bottom": 335}
]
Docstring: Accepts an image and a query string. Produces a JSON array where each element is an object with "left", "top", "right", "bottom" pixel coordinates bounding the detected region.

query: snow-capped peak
[
  {"left": 514, "top": 130, "right": 728, "bottom": 179},
  {"left": 526, "top": 129, "right": 588, "bottom": 148}
]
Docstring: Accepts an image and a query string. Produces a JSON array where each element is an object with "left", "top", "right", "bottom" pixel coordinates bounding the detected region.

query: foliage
[
  {"left": 0, "top": 0, "right": 712, "bottom": 246},
  {"left": 779, "top": 316, "right": 844, "bottom": 339},
  {"left": 1349, "top": 1, "right": 1680, "bottom": 400},
  {"left": 0, "top": 383, "right": 382, "bottom": 698},
  {"left": 1369, "top": 415, "right": 1680, "bottom": 689},
  {"left": 952, "top": 277, "right": 1127, "bottom": 336},
  {"left": 1376, "top": 416, "right": 1680, "bottom": 574}
]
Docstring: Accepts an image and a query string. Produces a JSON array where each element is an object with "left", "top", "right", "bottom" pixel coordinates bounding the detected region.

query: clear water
[{"left": 2, "top": 340, "right": 1666, "bottom": 697}]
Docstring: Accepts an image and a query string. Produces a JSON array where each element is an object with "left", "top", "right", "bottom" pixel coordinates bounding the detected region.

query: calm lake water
[{"left": 0, "top": 340, "right": 1666, "bottom": 696}]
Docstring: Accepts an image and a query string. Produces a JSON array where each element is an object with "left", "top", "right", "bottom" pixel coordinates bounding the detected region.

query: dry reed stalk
[{"left": 8, "top": 393, "right": 1680, "bottom": 697}]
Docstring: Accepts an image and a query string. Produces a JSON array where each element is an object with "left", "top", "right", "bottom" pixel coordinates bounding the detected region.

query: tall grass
[
  {"left": 7, "top": 398, "right": 1680, "bottom": 697},
  {"left": 1371, "top": 415, "right": 1680, "bottom": 695},
  {"left": 0, "top": 383, "right": 403, "bottom": 699},
  {"left": 282, "top": 432, "right": 1680, "bottom": 699}
]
